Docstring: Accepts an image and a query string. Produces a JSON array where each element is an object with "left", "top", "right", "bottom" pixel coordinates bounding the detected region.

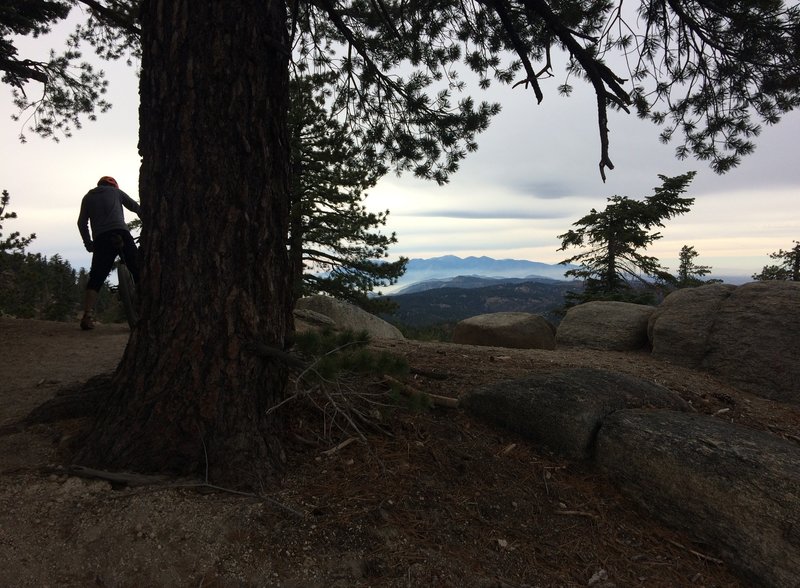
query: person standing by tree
[{"left": 77, "top": 175, "right": 140, "bottom": 330}]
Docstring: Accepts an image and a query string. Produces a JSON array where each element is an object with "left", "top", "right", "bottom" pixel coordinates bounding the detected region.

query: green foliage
[
  {"left": 752, "top": 241, "right": 800, "bottom": 281},
  {"left": 1, "top": 0, "right": 115, "bottom": 141},
  {"left": 289, "top": 74, "right": 407, "bottom": 313},
  {"left": 675, "top": 244, "right": 719, "bottom": 288},
  {"left": 558, "top": 172, "right": 696, "bottom": 305},
  {"left": 286, "top": 329, "right": 422, "bottom": 440},
  {"left": 629, "top": 1, "right": 800, "bottom": 174},
  {"left": 0, "top": 190, "right": 36, "bottom": 252},
  {"left": 292, "top": 329, "right": 409, "bottom": 383},
  {"left": 0, "top": 249, "right": 84, "bottom": 320},
  {"left": 291, "top": 1, "right": 800, "bottom": 177}
]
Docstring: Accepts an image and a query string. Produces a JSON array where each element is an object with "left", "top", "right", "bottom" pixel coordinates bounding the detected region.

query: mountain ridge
[
  {"left": 385, "top": 255, "right": 573, "bottom": 294},
  {"left": 380, "top": 278, "right": 576, "bottom": 328}
]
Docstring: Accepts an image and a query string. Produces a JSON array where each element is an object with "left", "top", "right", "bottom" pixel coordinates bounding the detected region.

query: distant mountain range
[
  {"left": 373, "top": 256, "right": 579, "bottom": 328},
  {"left": 369, "top": 255, "right": 750, "bottom": 329},
  {"left": 380, "top": 279, "right": 577, "bottom": 328},
  {"left": 386, "top": 255, "right": 574, "bottom": 294}
]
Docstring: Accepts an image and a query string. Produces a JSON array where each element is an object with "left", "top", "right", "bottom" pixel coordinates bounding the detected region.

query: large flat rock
[
  {"left": 596, "top": 409, "right": 800, "bottom": 588},
  {"left": 461, "top": 368, "right": 688, "bottom": 460}
]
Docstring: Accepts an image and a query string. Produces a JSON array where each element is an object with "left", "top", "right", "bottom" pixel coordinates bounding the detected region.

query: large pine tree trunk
[{"left": 76, "top": 0, "right": 292, "bottom": 488}]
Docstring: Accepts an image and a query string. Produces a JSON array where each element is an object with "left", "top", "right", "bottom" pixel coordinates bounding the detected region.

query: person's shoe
[{"left": 80, "top": 315, "right": 95, "bottom": 331}]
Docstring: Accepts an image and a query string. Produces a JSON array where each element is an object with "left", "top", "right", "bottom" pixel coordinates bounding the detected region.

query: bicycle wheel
[{"left": 117, "top": 262, "right": 138, "bottom": 329}]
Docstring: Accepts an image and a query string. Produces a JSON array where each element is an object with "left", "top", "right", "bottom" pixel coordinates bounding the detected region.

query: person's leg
[
  {"left": 80, "top": 288, "right": 99, "bottom": 330},
  {"left": 120, "top": 231, "right": 140, "bottom": 283},
  {"left": 80, "top": 232, "right": 116, "bottom": 329}
]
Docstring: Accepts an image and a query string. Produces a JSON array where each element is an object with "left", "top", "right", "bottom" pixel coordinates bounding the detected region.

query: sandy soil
[{"left": 1, "top": 317, "right": 799, "bottom": 587}]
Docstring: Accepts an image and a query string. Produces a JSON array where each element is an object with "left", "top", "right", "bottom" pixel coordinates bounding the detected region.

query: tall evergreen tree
[
  {"left": 0, "top": 190, "right": 36, "bottom": 253},
  {"left": 289, "top": 74, "right": 407, "bottom": 312},
  {"left": 675, "top": 244, "right": 716, "bottom": 288},
  {"left": 752, "top": 241, "right": 800, "bottom": 281},
  {"left": 4, "top": 2, "right": 800, "bottom": 486},
  {"left": 0, "top": 190, "right": 85, "bottom": 319},
  {"left": 558, "top": 173, "right": 696, "bottom": 304},
  {"left": 0, "top": 189, "right": 36, "bottom": 316}
]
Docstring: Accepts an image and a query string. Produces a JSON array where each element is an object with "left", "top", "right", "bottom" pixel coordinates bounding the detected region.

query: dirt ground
[{"left": 1, "top": 317, "right": 799, "bottom": 587}]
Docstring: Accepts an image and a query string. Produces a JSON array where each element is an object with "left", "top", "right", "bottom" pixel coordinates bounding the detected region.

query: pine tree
[
  {"left": 752, "top": 241, "right": 800, "bottom": 281},
  {"left": 675, "top": 245, "right": 717, "bottom": 288},
  {"left": 0, "top": 190, "right": 84, "bottom": 319},
  {"left": 558, "top": 173, "right": 696, "bottom": 304},
  {"left": 288, "top": 74, "right": 407, "bottom": 312},
  {"left": 0, "top": 0, "right": 120, "bottom": 140},
  {"left": 0, "top": 190, "right": 36, "bottom": 253}
]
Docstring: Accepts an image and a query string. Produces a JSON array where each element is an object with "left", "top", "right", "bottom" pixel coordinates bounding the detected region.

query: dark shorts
[{"left": 87, "top": 229, "right": 140, "bottom": 291}]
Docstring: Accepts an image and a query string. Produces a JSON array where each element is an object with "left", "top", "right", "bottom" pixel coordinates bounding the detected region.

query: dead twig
[
  {"left": 57, "top": 465, "right": 306, "bottom": 519},
  {"left": 665, "top": 538, "right": 724, "bottom": 565},
  {"left": 321, "top": 436, "right": 358, "bottom": 456},
  {"left": 383, "top": 375, "right": 460, "bottom": 409},
  {"left": 410, "top": 367, "right": 450, "bottom": 380},
  {"left": 556, "top": 509, "right": 600, "bottom": 520}
]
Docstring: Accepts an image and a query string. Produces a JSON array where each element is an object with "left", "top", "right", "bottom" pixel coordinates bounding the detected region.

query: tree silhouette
[
  {"left": 558, "top": 173, "right": 696, "bottom": 304},
  {"left": 288, "top": 74, "right": 407, "bottom": 312},
  {"left": 675, "top": 245, "right": 717, "bottom": 288},
  {"left": 752, "top": 241, "right": 800, "bottom": 281}
]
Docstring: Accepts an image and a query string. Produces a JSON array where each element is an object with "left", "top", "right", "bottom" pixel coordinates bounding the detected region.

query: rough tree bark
[{"left": 76, "top": 0, "right": 292, "bottom": 488}]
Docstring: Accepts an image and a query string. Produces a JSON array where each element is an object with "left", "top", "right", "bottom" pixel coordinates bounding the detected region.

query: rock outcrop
[
  {"left": 452, "top": 312, "right": 555, "bottom": 350},
  {"left": 596, "top": 409, "right": 800, "bottom": 588},
  {"left": 556, "top": 301, "right": 655, "bottom": 351},
  {"left": 650, "top": 281, "right": 800, "bottom": 403},
  {"left": 463, "top": 366, "right": 800, "bottom": 587},
  {"left": 461, "top": 368, "right": 688, "bottom": 460},
  {"left": 647, "top": 283, "right": 736, "bottom": 367},
  {"left": 294, "top": 295, "right": 404, "bottom": 340}
]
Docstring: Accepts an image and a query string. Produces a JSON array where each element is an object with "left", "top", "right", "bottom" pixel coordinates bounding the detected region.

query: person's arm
[
  {"left": 119, "top": 190, "right": 142, "bottom": 217},
  {"left": 77, "top": 199, "right": 93, "bottom": 251}
]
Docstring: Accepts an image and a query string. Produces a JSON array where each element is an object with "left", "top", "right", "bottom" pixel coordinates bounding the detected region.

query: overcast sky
[{"left": 3, "top": 14, "right": 798, "bottom": 281}]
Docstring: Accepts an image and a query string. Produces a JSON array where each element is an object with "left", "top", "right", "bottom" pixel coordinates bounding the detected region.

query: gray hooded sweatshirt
[{"left": 77, "top": 185, "right": 141, "bottom": 247}]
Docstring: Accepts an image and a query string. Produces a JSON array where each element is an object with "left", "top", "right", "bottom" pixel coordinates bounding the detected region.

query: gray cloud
[
  {"left": 500, "top": 179, "right": 577, "bottom": 199},
  {"left": 398, "top": 208, "right": 571, "bottom": 220}
]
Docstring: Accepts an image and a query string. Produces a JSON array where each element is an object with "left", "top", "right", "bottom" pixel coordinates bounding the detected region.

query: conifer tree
[
  {"left": 753, "top": 241, "right": 800, "bottom": 281},
  {"left": 0, "top": 190, "right": 36, "bottom": 253},
  {"left": 558, "top": 173, "right": 696, "bottom": 304},
  {"left": 288, "top": 74, "right": 407, "bottom": 312},
  {"left": 675, "top": 245, "right": 716, "bottom": 288},
  {"left": 0, "top": 190, "right": 84, "bottom": 319},
  {"left": 0, "top": 0, "right": 121, "bottom": 140}
]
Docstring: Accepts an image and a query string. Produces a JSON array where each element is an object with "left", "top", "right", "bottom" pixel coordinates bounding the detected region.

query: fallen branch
[
  {"left": 666, "top": 538, "right": 724, "bottom": 565},
  {"left": 556, "top": 509, "right": 600, "bottom": 520},
  {"left": 383, "top": 375, "right": 460, "bottom": 409},
  {"left": 409, "top": 367, "right": 450, "bottom": 381},
  {"left": 321, "top": 436, "right": 358, "bottom": 455}
]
